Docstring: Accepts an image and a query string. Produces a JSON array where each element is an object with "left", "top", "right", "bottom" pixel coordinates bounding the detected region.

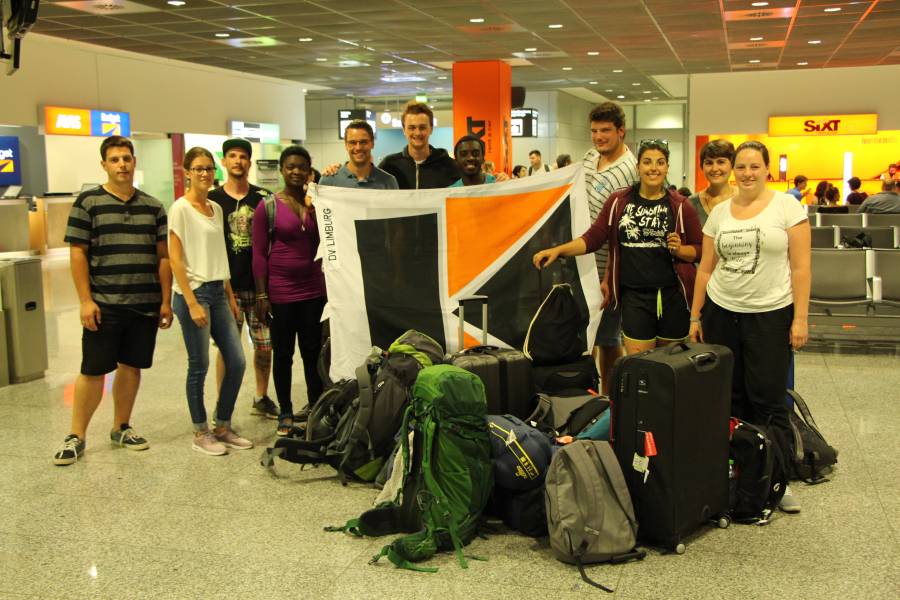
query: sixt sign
[
  {"left": 768, "top": 114, "right": 878, "bottom": 137},
  {"left": 43, "top": 106, "right": 131, "bottom": 137},
  {"left": 0, "top": 136, "right": 22, "bottom": 186}
]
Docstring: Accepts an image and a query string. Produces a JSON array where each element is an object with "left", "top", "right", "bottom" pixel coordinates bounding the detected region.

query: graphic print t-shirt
[
  {"left": 208, "top": 184, "right": 268, "bottom": 291},
  {"left": 618, "top": 194, "right": 677, "bottom": 290},
  {"left": 704, "top": 192, "right": 808, "bottom": 313}
]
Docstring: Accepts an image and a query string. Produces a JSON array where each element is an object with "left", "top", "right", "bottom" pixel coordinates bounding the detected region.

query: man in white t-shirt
[
  {"left": 527, "top": 150, "right": 550, "bottom": 175},
  {"left": 581, "top": 102, "right": 638, "bottom": 394}
]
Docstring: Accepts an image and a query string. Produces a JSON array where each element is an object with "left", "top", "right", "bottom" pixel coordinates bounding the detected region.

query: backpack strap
[
  {"left": 526, "top": 393, "right": 552, "bottom": 426},
  {"left": 335, "top": 362, "right": 376, "bottom": 484},
  {"left": 264, "top": 194, "right": 277, "bottom": 255}
]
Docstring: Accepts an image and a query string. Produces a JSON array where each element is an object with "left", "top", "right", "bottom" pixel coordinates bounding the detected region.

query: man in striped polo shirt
[
  {"left": 54, "top": 136, "right": 172, "bottom": 466},
  {"left": 582, "top": 102, "right": 638, "bottom": 394}
]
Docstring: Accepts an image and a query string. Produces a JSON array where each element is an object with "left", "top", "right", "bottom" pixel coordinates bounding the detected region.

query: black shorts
[
  {"left": 621, "top": 286, "right": 690, "bottom": 343},
  {"left": 81, "top": 307, "right": 159, "bottom": 376}
]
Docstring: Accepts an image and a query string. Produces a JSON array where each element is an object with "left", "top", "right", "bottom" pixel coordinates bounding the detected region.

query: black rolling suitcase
[
  {"left": 610, "top": 342, "right": 733, "bottom": 553},
  {"left": 449, "top": 296, "right": 533, "bottom": 418}
]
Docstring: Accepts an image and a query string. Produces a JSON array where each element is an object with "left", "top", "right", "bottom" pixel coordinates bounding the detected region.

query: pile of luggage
[{"left": 260, "top": 285, "right": 838, "bottom": 591}]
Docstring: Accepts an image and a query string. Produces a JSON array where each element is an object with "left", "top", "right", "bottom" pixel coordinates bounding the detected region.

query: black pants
[
  {"left": 701, "top": 298, "right": 793, "bottom": 445},
  {"left": 270, "top": 296, "right": 326, "bottom": 418}
]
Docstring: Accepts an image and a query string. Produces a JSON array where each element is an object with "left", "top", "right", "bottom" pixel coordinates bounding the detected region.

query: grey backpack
[{"left": 545, "top": 440, "right": 646, "bottom": 592}]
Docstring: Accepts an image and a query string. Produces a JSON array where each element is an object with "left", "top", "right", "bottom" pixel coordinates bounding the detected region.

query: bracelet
[
  {"left": 255, "top": 294, "right": 268, "bottom": 299},
  {"left": 689, "top": 317, "right": 701, "bottom": 323}
]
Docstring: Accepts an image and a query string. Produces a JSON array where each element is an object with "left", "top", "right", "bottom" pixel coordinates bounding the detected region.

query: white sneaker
[
  {"left": 192, "top": 431, "right": 227, "bottom": 456},
  {"left": 779, "top": 485, "right": 801, "bottom": 513},
  {"left": 214, "top": 428, "right": 253, "bottom": 450}
]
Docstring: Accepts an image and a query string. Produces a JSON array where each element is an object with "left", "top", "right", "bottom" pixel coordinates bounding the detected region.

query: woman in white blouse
[{"left": 690, "top": 140, "right": 811, "bottom": 513}]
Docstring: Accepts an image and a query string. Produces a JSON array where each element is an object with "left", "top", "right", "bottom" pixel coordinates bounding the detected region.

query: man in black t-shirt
[{"left": 208, "top": 138, "right": 277, "bottom": 419}]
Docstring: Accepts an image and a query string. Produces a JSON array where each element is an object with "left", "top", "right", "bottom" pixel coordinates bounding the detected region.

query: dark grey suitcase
[
  {"left": 610, "top": 342, "right": 733, "bottom": 553},
  {"left": 449, "top": 296, "right": 533, "bottom": 418}
]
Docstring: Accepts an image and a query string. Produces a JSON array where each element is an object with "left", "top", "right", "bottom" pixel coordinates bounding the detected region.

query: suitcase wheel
[
  {"left": 717, "top": 516, "right": 731, "bottom": 529},
  {"left": 674, "top": 543, "right": 686, "bottom": 555}
]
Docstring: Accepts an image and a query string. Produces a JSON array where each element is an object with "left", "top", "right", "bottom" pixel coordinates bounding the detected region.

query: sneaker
[
  {"left": 779, "top": 485, "right": 801, "bottom": 513},
  {"left": 214, "top": 428, "right": 254, "bottom": 450},
  {"left": 110, "top": 425, "right": 149, "bottom": 451},
  {"left": 53, "top": 434, "right": 85, "bottom": 466},
  {"left": 293, "top": 405, "right": 312, "bottom": 423},
  {"left": 191, "top": 431, "right": 227, "bottom": 456},
  {"left": 251, "top": 395, "right": 279, "bottom": 420}
]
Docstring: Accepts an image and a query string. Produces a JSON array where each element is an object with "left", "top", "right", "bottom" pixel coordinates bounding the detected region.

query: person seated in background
[
  {"left": 786, "top": 175, "right": 809, "bottom": 202},
  {"left": 817, "top": 186, "right": 848, "bottom": 214},
  {"left": 555, "top": 154, "right": 572, "bottom": 169},
  {"left": 512, "top": 165, "right": 527, "bottom": 178},
  {"left": 483, "top": 160, "right": 495, "bottom": 176},
  {"left": 532, "top": 139, "right": 702, "bottom": 356},
  {"left": 811, "top": 181, "right": 829, "bottom": 206},
  {"left": 859, "top": 179, "right": 900, "bottom": 214},
  {"left": 846, "top": 177, "right": 868, "bottom": 205}
]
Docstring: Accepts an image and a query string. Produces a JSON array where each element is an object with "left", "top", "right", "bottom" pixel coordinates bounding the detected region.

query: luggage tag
[{"left": 632, "top": 430, "right": 658, "bottom": 483}]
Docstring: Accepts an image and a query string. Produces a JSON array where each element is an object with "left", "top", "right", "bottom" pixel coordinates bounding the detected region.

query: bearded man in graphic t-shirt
[{"left": 208, "top": 138, "right": 277, "bottom": 419}]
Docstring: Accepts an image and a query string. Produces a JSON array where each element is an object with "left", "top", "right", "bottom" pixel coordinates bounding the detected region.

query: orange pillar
[{"left": 452, "top": 61, "right": 512, "bottom": 175}]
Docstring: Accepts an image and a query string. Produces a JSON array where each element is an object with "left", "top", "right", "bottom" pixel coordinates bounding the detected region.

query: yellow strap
[{"left": 656, "top": 289, "right": 663, "bottom": 320}]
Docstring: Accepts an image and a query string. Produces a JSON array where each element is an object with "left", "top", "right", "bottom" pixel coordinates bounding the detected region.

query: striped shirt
[
  {"left": 64, "top": 187, "right": 168, "bottom": 316},
  {"left": 582, "top": 147, "right": 638, "bottom": 276}
]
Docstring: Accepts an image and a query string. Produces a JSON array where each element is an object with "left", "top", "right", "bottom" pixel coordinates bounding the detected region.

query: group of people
[
  {"left": 533, "top": 103, "right": 810, "bottom": 513},
  {"left": 786, "top": 172, "right": 900, "bottom": 214},
  {"left": 54, "top": 99, "right": 811, "bottom": 516}
]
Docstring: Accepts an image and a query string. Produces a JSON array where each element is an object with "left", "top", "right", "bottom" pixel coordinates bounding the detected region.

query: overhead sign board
[
  {"left": 768, "top": 114, "right": 878, "bottom": 137},
  {"left": 43, "top": 106, "right": 131, "bottom": 137},
  {"left": 0, "top": 136, "right": 22, "bottom": 186},
  {"left": 338, "top": 109, "right": 377, "bottom": 140},
  {"left": 229, "top": 121, "right": 280, "bottom": 144},
  {"left": 511, "top": 108, "right": 538, "bottom": 138}
]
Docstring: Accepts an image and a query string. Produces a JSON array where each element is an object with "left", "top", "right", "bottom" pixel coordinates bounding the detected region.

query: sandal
[{"left": 276, "top": 417, "right": 293, "bottom": 437}]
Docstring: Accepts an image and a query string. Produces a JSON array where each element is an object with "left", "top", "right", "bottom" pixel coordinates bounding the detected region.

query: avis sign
[
  {"left": 0, "top": 136, "right": 22, "bottom": 186},
  {"left": 43, "top": 106, "right": 132, "bottom": 137},
  {"left": 768, "top": 114, "right": 878, "bottom": 137}
]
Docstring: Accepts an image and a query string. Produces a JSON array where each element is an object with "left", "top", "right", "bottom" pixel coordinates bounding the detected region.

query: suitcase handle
[
  {"left": 689, "top": 351, "right": 719, "bottom": 372},
  {"left": 458, "top": 295, "right": 489, "bottom": 349},
  {"left": 665, "top": 341, "right": 691, "bottom": 355}
]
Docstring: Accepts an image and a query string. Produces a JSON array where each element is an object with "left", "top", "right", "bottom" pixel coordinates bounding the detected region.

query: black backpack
[
  {"left": 728, "top": 418, "right": 788, "bottom": 524},
  {"left": 786, "top": 390, "right": 838, "bottom": 483},
  {"left": 527, "top": 393, "right": 609, "bottom": 438},
  {"left": 262, "top": 330, "right": 444, "bottom": 484},
  {"left": 524, "top": 283, "right": 586, "bottom": 366}
]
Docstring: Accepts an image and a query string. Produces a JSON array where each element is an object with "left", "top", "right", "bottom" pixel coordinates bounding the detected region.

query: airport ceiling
[{"left": 32, "top": 0, "right": 900, "bottom": 107}]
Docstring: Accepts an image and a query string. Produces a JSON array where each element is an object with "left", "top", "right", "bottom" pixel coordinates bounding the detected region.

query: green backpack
[{"left": 329, "top": 365, "right": 493, "bottom": 572}]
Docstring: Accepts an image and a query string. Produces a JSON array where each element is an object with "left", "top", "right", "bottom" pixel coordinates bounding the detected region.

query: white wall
[
  {"left": 687, "top": 64, "right": 900, "bottom": 187},
  {"left": 303, "top": 98, "right": 355, "bottom": 169},
  {"left": 0, "top": 34, "right": 309, "bottom": 139}
]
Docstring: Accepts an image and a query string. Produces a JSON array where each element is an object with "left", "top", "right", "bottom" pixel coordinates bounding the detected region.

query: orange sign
[
  {"left": 452, "top": 61, "right": 512, "bottom": 174},
  {"left": 44, "top": 106, "right": 93, "bottom": 136},
  {"left": 768, "top": 114, "right": 878, "bottom": 137}
]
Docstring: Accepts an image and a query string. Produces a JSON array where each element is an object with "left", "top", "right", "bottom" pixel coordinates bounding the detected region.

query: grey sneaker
[
  {"left": 110, "top": 426, "right": 149, "bottom": 451},
  {"left": 214, "top": 428, "right": 253, "bottom": 450},
  {"left": 251, "top": 395, "right": 279, "bottom": 420},
  {"left": 192, "top": 431, "right": 227, "bottom": 456},
  {"left": 53, "top": 434, "right": 85, "bottom": 466},
  {"left": 779, "top": 485, "right": 801, "bottom": 513}
]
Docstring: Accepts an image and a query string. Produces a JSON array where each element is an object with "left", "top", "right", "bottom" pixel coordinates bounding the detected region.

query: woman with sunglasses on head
[
  {"left": 252, "top": 146, "right": 326, "bottom": 437},
  {"left": 690, "top": 139, "right": 737, "bottom": 227},
  {"left": 690, "top": 140, "right": 811, "bottom": 513},
  {"left": 533, "top": 140, "right": 702, "bottom": 355},
  {"left": 169, "top": 147, "right": 251, "bottom": 456}
]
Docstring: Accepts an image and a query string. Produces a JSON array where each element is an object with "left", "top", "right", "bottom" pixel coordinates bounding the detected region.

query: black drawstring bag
[{"left": 523, "top": 283, "right": 586, "bottom": 366}]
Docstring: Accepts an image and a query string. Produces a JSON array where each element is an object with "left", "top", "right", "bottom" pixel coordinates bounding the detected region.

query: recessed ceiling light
[
  {"left": 589, "top": 81, "right": 598, "bottom": 85},
  {"left": 750, "top": 36, "right": 764, "bottom": 41},
  {"left": 587, "top": 51, "right": 599, "bottom": 56},
  {"left": 381, "top": 60, "right": 393, "bottom": 64},
  {"left": 316, "top": 57, "right": 327, "bottom": 62},
  {"left": 749, "top": 59, "right": 761, "bottom": 63},
  {"left": 751, "top": 2, "right": 769, "bottom": 6},
  {"left": 215, "top": 33, "right": 229, "bottom": 38},
  {"left": 562, "top": 66, "right": 573, "bottom": 71},
  {"left": 632, "top": 82, "right": 640, "bottom": 86},
  {"left": 808, "top": 40, "right": 822, "bottom": 44},
  {"left": 605, "top": 89, "right": 613, "bottom": 92},
  {"left": 469, "top": 18, "right": 485, "bottom": 23},
  {"left": 298, "top": 37, "right": 313, "bottom": 42},
  {"left": 824, "top": 7, "right": 841, "bottom": 12},
  {"left": 644, "top": 99, "right": 651, "bottom": 102},
  {"left": 437, "top": 76, "right": 448, "bottom": 80},
  {"left": 166, "top": 0, "right": 186, "bottom": 6},
  {"left": 616, "top": 95, "right": 625, "bottom": 99},
  {"left": 797, "top": 61, "right": 809, "bottom": 66},
  {"left": 524, "top": 47, "right": 537, "bottom": 52},
  {"left": 613, "top": 69, "right": 623, "bottom": 73},
  {"left": 548, "top": 24, "right": 563, "bottom": 29},
  {"left": 643, "top": 90, "right": 651, "bottom": 94}
]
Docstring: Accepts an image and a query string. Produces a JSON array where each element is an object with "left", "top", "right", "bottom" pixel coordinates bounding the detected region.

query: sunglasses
[{"left": 639, "top": 138, "right": 669, "bottom": 151}]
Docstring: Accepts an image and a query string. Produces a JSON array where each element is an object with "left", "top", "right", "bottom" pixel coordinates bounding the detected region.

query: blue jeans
[{"left": 172, "top": 281, "right": 246, "bottom": 430}]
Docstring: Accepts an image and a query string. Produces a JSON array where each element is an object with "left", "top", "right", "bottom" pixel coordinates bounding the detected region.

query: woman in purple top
[{"left": 252, "top": 146, "right": 326, "bottom": 436}]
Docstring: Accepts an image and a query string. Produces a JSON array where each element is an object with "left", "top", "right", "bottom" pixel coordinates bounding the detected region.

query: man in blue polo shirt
[{"left": 319, "top": 120, "right": 398, "bottom": 190}]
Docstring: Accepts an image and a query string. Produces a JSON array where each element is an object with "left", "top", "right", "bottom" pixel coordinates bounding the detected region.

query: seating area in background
[{"left": 809, "top": 247, "right": 900, "bottom": 343}]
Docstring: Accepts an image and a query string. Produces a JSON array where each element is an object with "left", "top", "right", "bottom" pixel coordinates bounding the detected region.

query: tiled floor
[{"left": 1, "top": 256, "right": 898, "bottom": 599}]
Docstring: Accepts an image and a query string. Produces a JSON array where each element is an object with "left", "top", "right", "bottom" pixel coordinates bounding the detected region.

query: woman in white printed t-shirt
[{"left": 689, "top": 140, "right": 811, "bottom": 514}]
